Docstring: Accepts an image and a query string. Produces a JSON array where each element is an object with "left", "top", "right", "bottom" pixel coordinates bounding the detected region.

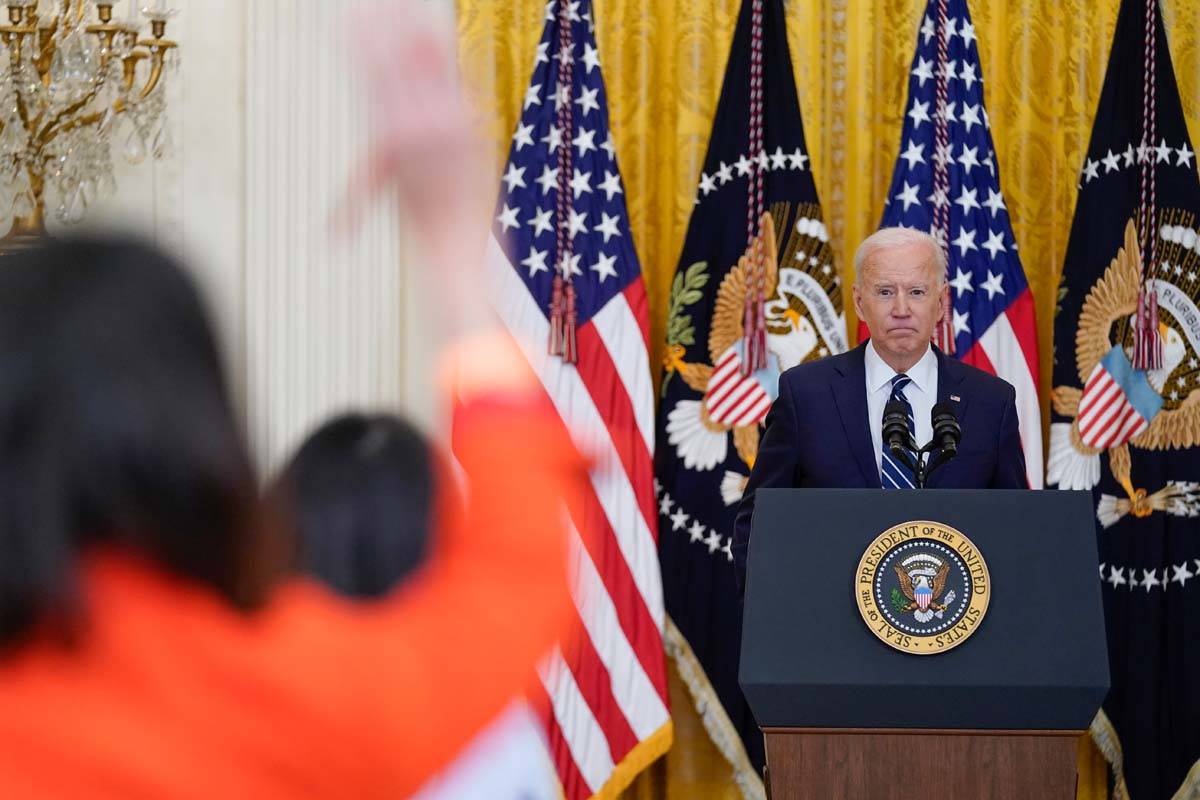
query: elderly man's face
[{"left": 852, "top": 241, "right": 948, "bottom": 371}]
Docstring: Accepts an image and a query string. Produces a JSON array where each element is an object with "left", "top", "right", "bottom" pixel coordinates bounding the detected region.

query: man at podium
[{"left": 733, "top": 227, "right": 1027, "bottom": 593}]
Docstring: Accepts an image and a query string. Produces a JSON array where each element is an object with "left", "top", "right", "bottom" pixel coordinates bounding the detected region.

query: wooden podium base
[{"left": 763, "top": 727, "right": 1082, "bottom": 800}]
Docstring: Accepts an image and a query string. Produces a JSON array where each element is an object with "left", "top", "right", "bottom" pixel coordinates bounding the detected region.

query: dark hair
[
  {"left": 273, "top": 413, "right": 436, "bottom": 599},
  {"left": 0, "top": 235, "right": 267, "bottom": 646}
]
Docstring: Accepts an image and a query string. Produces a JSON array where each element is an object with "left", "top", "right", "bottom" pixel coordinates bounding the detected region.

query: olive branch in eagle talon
[{"left": 893, "top": 561, "right": 951, "bottom": 614}]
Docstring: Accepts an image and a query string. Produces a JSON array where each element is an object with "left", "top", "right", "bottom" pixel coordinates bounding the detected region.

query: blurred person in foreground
[
  {"left": 274, "top": 414, "right": 558, "bottom": 799},
  {"left": 0, "top": 3, "right": 580, "bottom": 797}
]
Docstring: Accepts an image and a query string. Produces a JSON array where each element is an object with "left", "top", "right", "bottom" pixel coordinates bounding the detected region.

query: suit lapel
[
  {"left": 831, "top": 345, "right": 881, "bottom": 488},
  {"left": 928, "top": 348, "right": 969, "bottom": 488}
]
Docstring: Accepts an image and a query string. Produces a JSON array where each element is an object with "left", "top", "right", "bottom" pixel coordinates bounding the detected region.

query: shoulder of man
[
  {"left": 943, "top": 355, "right": 1017, "bottom": 403},
  {"left": 778, "top": 348, "right": 858, "bottom": 393}
]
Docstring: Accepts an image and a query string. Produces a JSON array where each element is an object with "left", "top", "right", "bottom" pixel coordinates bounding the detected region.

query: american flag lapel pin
[{"left": 950, "top": 394, "right": 961, "bottom": 402}]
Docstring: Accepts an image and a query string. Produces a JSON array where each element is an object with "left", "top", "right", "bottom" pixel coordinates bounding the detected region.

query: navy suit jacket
[{"left": 732, "top": 343, "right": 1027, "bottom": 594}]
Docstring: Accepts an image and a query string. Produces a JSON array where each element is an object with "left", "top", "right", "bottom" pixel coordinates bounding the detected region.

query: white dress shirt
[{"left": 865, "top": 340, "right": 938, "bottom": 474}]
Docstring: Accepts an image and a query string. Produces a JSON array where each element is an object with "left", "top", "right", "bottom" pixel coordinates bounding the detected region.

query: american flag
[
  {"left": 879, "top": 0, "right": 1043, "bottom": 488},
  {"left": 482, "top": 1, "right": 671, "bottom": 797}
]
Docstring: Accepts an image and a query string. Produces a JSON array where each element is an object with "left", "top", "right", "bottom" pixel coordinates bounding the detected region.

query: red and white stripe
[
  {"left": 703, "top": 346, "right": 773, "bottom": 427},
  {"left": 957, "top": 289, "right": 1044, "bottom": 489},
  {"left": 486, "top": 235, "right": 671, "bottom": 799},
  {"left": 1077, "top": 361, "right": 1151, "bottom": 450}
]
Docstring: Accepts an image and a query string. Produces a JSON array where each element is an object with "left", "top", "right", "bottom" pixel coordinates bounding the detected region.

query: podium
[{"left": 739, "top": 489, "right": 1109, "bottom": 800}]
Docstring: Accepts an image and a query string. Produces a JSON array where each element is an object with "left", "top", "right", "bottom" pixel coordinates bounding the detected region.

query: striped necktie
[{"left": 880, "top": 373, "right": 917, "bottom": 489}]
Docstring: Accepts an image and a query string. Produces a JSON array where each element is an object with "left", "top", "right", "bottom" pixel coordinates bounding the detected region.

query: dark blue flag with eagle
[
  {"left": 1047, "top": 1, "right": 1200, "bottom": 797},
  {"left": 653, "top": 0, "right": 846, "bottom": 788}
]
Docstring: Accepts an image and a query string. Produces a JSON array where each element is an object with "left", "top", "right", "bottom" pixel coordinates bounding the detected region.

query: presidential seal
[{"left": 855, "top": 520, "right": 990, "bottom": 655}]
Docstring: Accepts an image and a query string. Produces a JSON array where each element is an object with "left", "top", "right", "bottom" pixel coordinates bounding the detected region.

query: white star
[
  {"left": 600, "top": 134, "right": 616, "bottom": 159},
  {"left": 523, "top": 83, "right": 542, "bottom": 110},
  {"left": 543, "top": 0, "right": 554, "bottom": 20},
  {"left": 534, "top": 42, "right": 549, "bottom": 65},
  {"left": 911, "top": 56, "right": 934, "bottom": 87},
  {"left": 553, "top": 82, "right": 570, "bottom": 112},
  {"left": 496, "top": 203, "right": 520, "bottom": 233},
  {"left": 954, "top": 186, "right": 980, "bottom": 214},
  {"left": 528, "top": 207, "right": 553, "bottom": 237},
  {"left": 952, "top": 227, "right": 978, "bottom": 257},
  {"left": 982, "top": 229, "right": 1007, "bottom": 259},
  {"left": 1156, "top": 138, "right": 1172, "bottom": 163},
  {"left": 933, "top": 141, "right": 953, "bottom": 168},
  {"left": 721, "top": 538, "right": 733, "bottom": 562},
  {"left": 942, "top": 16, "right": 958, "bottom": 42},
  {"left": 895, "top": 182, "right": 921, "bottom": 212},
  {"left": 688, "top": 520, "right": 705, "bottom": 543},
  {"left": 959, "top": 62, "right": 979, "bottom": 91},
  {"left": 1137, "top": 140, "right": 1151, "bottom": 163},
  {"left": 597, "top": 170, "right": 623, "bottom": 201},
  {"left": 1081, "top": 158, "right": 1100, "bottom": 183},
  {"left": 928, "top": 186, "right": 949, "bottom": 209},
  {"left": 566, "top": 1, "right": 581, "bottom": 21},
  {"left": 501, "top": 163, "right": 526, "bottom": 193},
  {"left": 705, "top": 530, "right": 722, "bottom": 554},
  {"left": 734, "top": 154, "right": 753, "bottom": 176},
  {"left": 1107, "top": 566, "right": 1126, "bottom": 588},
  {"left": 950, "top": 268, "right": 974, "bottom": 294},
  {"left": 937, "top": 59, "right": 958, "bottom": 83},
  {"left": 755, "top": 149, "right": 769, "bottom": 170},
  {"left": 981, "top": 270, "right": 1006, "bottom": 299},
  {"left": 595, "top": 212, "right": 621, "bottom": 242},
  {"left": 770, "top": 146, "right": 787, "bottom": 170},
  {"left": 555, "top": 43, "right": 574, "bottom": 69},
  {"left": 1178, "top": 143, "right": 1195, "bottom": 168},
  {"left": 715, "top": 161, "right": 734, "bottom": 184},
  {"left": 658, "top": 495, "right": 675, "bottom": 516},
  {"left": 670, "top": 508, "right": 689, "bottom": 531},
  {"left": 565, "top": 208, "right": 588, "bottom": 238},
  {"left": 899, "top": 140, "right": 925, "bottom": 169},
  {"left": 937, "top": 101, "right": 958, "bottom": 124},
  {"left": 1140, "top": 568, "right": 1160, "bottom": 591},
  {"left": 957, "top": 144, "right": 980, "bottom": 171},
  {"left": 1102, "top": 148, "right": 1121, "bottom": 173},
  {"left": 960, "top": 103, "right": 982, "bottom": 132},
  {"left": 575, "top": 87, "right": 599, "bottom": 117},
  {"left": 557, "top": 251, "right": 583, "bottom": 277},
  {"left": 788, "top": 148, "right": 809, "bottom": 170},
  {"left": 581, "top": 42, "right": 600, "bottom": 73},
  {"left": 569, "top": 168, "right": 593, "bottom": 199},
  {"left": 982, "top": 153, "right": 995, "bottom": 176},
  {"left": 699, "top": 172, "right": 717, "bottom": 196},
  {"left": 1122, "top": 144, "right": 1136, "bottom": 167},
  {"left": 959, "top": 19, "right": 977, "bottom": 48},
  {"left": 952, "top": 308, "right": 970, "bottom": 335},
  {"left": 521, "top": 247, "right": 549, "bottom": 276},
  {"left": 920, "top": 15, "right": 935, "bottom": 44},
  {"left": 590, "top": 251, "right": 619, "bottom": 282},
  {"left": 983, "top": 188, "right": 1007, "bottom": 217},
  {"left": 908, "top": 100, "right": 931, "bottom": 129},
  {"left": 535, "top": 165, "right": 559, "bottom": 195},
  {"left": 573, "top": 127, "right": 596, "bottom": 157},
  {"left": 512, "top": 122, "right": 535, "bottom": 152},
  {"left": 1172, "top": 562, "right": 1195, "bottom": 587},
  {"left": 542, "top": 124, "right": 563, "bottom": 154}
]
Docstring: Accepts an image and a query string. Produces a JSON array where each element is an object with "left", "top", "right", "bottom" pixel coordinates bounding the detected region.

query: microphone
[
  {"left": 931, "top": 402, "right": 962, "bottom": 455},
  {"left": 882, "top": 399, "right": 914, "bottom": 457}
]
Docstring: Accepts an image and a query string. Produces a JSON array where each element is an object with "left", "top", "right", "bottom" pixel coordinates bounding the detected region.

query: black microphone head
[
  {"left": 931, "top": 401, "right": 962, "bottom": 451},
  {"left": 882, "top": 400, "right": 913, "bottom": 454}
]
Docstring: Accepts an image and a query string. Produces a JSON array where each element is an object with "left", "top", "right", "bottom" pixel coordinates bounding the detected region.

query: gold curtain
[{"left": 456, "top": 2, "right": 1200, "bottom": 798}]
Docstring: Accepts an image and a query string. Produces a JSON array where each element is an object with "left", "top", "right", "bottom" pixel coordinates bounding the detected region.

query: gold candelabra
[{"left": 0, "top": 0, "right": 178, "bottom": 250}]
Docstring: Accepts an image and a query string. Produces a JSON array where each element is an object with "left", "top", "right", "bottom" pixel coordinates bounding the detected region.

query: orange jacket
[{"left": 0, "top": 398, "right": 579, "bottom": 799}]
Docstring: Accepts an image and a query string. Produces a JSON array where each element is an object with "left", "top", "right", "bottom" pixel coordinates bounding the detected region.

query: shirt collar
[{"left": 865, "top": 340, "right": 937, "bottom": 394}]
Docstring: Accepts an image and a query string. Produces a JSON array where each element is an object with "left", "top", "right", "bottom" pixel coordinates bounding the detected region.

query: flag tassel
[
  {"left": 1132, "top": 286, "right": 1162, "bottom": 371},
  {"left": 548, "top": 273, "right": 565, "bottom": 356},
  {"left": 562, "top": 281, "right": 579, "bottom": 364}
]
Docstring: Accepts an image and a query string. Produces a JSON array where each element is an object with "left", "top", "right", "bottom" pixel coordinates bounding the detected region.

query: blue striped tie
[{"left": 881, "top": 374, "right": 917, "bottom": 489}]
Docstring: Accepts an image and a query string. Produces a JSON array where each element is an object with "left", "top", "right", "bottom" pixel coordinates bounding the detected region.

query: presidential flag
[
  {"left": 1047, "top": 1, "right": 1200, "bottom": 797},
  {"left": 655, "top": 0, "right": 845, "bottom": 791},
  {"left": 484, "top": 1, "right": 671, "bottom": 797},
  {"left": 877, "top": 0, "right": 1042, "bottom": 489}
]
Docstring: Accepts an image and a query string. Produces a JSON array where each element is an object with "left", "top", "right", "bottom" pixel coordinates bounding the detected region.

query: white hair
[{"left": 853, "top": 227, "right": 947, "bottom": 287}]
